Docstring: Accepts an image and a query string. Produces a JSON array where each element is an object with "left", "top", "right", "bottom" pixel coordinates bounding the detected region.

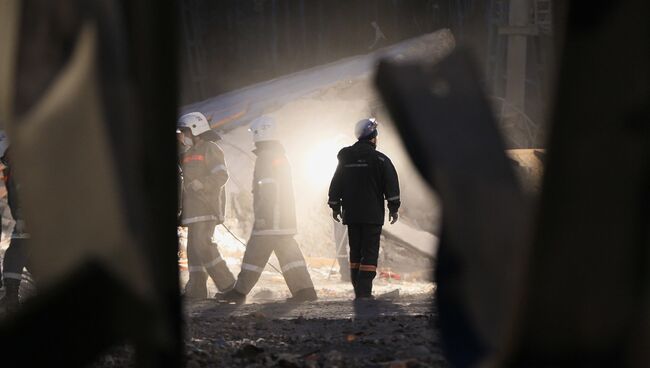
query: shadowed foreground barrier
[
  {"left": 376, "top": 0, "right": 649, "bottom": 366},
  {"left": 0, "top": 1, "right": 181, "bottom": 367}
]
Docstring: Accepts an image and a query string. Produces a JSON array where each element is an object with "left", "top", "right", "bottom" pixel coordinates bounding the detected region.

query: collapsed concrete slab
[
  {"left": 383, "top": 221, "right": 439, "bottom": 259},
  {"left": 181, "top": 29, "right": 456, "bottom": 131}
]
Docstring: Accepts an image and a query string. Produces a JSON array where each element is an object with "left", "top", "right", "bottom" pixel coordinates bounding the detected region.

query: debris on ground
[{"left": 90, "top": 293, "right": 447, "bottom": 368}]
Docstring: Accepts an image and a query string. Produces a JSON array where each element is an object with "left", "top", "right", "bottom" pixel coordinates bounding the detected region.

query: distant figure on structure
[
  {"left": 328, "top": 118, "right": 400, "bottom": 299},
  {"left": 368, "top": 21, "right": 387, "bottom": 50},
  {"left": 217, "top": 116, "right": 317, "bottom": 304},
  {"left": 177, "top": 112, "right": 236, "bottom": 299}
]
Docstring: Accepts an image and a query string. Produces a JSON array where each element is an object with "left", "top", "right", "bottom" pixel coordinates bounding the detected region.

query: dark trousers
[
  {"left": 2, "top": 236, "right": 30, "bottom": 301},
  {"left": 2, "top": 237, "right": 29, "bottom": 282},
  {"left": 347, "top": 223, "right": 382, "bottom": 297}
]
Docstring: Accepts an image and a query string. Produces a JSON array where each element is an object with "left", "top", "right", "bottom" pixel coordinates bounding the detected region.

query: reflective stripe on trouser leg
[
  {"left": 186, "top": 222, "right": 206, "bottom": 274},
  {"left": 204, "top": 249, "right": 235, "bottom": 291},
  {"left": 185, "top": 226, "right": 207, "bottom": 295},
  {"left": 188, "top": 220, "right": 235, "bottom": 291},
  {"left": 359, "top": 264, "right": 377, "bottom": 272},
  {"left": 3, "top": 272, "right": 23, "bottom": 281},
  {"left": 274, "top": 236, "right": 315, "bottom": 295},
  {"left": 357, "top": 223, "right": 380, "bottom": 298},
  {"left": 205, "top": 254, "right": 235, "bottom": 291},
  {"left": 184, "top": 253, "right": 208, "bottom": 299},
  {"left": 234, "top": 236, "right": 274, "bottom": 295}
]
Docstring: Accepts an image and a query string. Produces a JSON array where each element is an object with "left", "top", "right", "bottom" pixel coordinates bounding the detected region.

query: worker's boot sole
[{"left": 214, "top": 290, "right": 246, "bottom": 304}]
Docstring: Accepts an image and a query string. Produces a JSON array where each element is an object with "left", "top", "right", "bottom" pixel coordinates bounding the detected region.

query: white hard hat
[
  {"left": 0, "top": 130, "right": 9, "bottom": 158},
  {"left": 354, "top": 118, "right": 379, "bottom": 140},
  {"left": 249, "top": 115, "right": 277, "bottom": 143},
  {"left": 177, "top": 112, "right": 211, "bottom": 136}
]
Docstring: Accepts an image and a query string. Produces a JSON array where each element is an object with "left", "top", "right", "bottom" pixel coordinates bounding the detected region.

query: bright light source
[{"left": 301, "top": 134, "right": 349, "bottom": 188}]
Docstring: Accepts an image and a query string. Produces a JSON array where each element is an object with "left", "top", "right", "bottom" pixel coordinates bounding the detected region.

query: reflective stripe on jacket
[{"left": 180, "top": 140, "right": 229, "bottom": 225}]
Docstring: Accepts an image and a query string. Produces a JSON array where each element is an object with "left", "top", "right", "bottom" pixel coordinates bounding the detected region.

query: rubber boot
[
  {"left": 355, "top": 271, "right": 376, "bottom": 300},
  {"left": 214, "top": 289, "right": 246, "bottom": 304},
  {"left": 183, "top": 271, "right": 208, "bottom": 300},
  {"left": 350, "top": 268, "right": 359, "bottom": 297},
  {"left": 286, "top": 287, "right": 318, "bottom": 303},
  {"left": 0, "top": 278, "right": 20, "bottom": 314}
]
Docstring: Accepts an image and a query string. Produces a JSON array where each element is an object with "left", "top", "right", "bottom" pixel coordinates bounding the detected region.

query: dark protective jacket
[
  {"left": 2, "top": 151, "right": 23, "bottom": 223},
  {"left": 251, "top": 141, "right": 297, "bottom": 236},
  {"left": 1, "top": 151, "right": 29, "bottom": 238},
  {"left": 328, "top": 140, "right": 400, "bottom": 225},
  {"left": 180, "top": 140, "right": 228, "bottom": 225}
]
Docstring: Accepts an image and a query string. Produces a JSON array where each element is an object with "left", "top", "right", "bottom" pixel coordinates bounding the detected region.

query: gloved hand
[
  {"left": 187, "top": 179, "right": 204, "bottom": 192},
  {"left": 389, "top": 212, "right": 398, "bottom": 224},
  {"left": 14, "top": 219, "right": 26, "bottom": 233},
  {"left": 332, "top": 210, "right": 342, "bottom": 223}
]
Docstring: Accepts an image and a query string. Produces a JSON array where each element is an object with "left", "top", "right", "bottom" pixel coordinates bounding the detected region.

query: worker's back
[
  {"left": 329, "top": 140, "right": 399, "bottom": 225},
  {"left": 252, "top": 140, "right": 297, "bottom": 236}
]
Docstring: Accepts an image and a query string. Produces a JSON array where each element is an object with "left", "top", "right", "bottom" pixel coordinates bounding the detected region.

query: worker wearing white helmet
[
  {"left": 216, "top": 116, "right": 317, "bottom": 303},
  {"left": 177, "top": 112, "right": 235, "bottom": 299},
  {"left": 328, "top": 118, "right": 401, "bottom": 300}
]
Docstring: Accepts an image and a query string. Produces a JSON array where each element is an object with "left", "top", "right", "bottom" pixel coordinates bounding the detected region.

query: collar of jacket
[
  {"left": 253, "top": 140, "right": 285, "bottom": 156},
  {"left": 354, "top": 139, "right": 376, "bottom": 150},
  {"left": 181, "top": 139, "right": 207, "bottom": 155}
]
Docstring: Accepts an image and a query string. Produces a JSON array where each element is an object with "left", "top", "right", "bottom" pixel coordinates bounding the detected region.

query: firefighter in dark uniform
[
  {"left": 0, "top": 135, "right": 30, "bottom": 314},
  {"left": 217, "top": 116, "right": 317, "bottom": 304},
  {"left": 177, "top": 112, "right": 236, "bottom": 299},
  {"left": 328, "top": 118, "right": 400, "bottom": 299}
]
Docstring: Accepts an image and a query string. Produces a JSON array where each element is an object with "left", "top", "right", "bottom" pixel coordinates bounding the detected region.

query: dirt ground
[
  {"left": 93, "top": 291, "right": 447, "bottom": 368},
  {"left": 4, "top": 233, "right": 443, "bottom": 368}
]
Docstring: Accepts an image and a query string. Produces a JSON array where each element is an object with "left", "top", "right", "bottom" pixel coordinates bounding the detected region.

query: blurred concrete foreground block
[{"left": 10, "top": 21, "right": 153, "bottom": 300}]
